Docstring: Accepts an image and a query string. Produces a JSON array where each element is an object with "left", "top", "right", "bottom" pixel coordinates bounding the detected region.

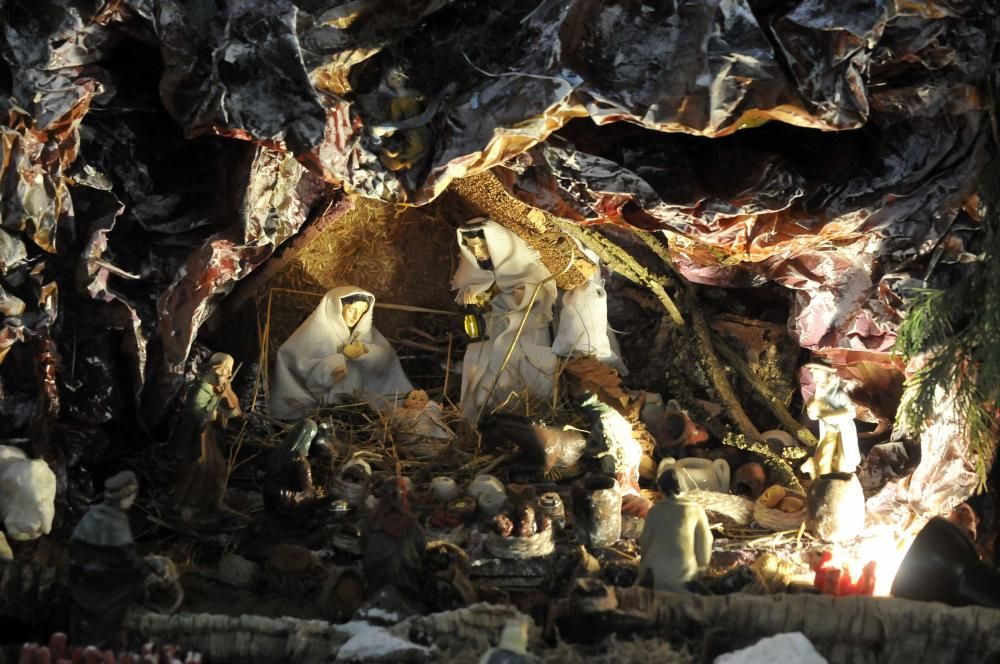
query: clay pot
[
  {"left": 653, "top": 401, "right": 709, "bottom": 449},
  {"left": 732, "top": 462, "right": 767, "bottom": 499},
  {"left": 477, "top": 487, "right": 508, "bottom": 516},
  {"left": 761, "top": 429, "right": 796, "bottom": 448},
  {"left": 572, "top": 475, "right": 622, "bottom": 548},
  {"left": 538, "top": 492, "right": 566, "bottom": 528},
  {"left": 430, "top": 477, "right": 459, "bottom": 502},
  {"left": 808, "top": 472, "right": 865, "bottom": 543},
  {"left": 446, "top": 496, "right": 477, "bottom": 521},
  {"left": 469, "top": 475, "right": 504, "bottom": 499},
  {"left": 657, "top": 457, "right": 731, "bottom": 493}
]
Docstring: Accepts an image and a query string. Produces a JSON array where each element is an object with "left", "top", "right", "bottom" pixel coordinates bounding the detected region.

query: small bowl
[
  {"left": 469, "top": 474, "right": 504, "bottom": 499},
  {"left": 478, "top": 488, "right": 508, "bottom": 516}
]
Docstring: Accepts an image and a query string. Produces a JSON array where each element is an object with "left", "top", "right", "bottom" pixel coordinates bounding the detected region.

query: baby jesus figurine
[{"left": 391, "top": 389, "right": 452, "bottom": 442}]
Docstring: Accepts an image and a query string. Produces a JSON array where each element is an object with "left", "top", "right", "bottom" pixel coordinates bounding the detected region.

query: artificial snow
[
  {"left": 714, "top": 632, "right": 828, "bottom": 664},
  {"left": 335, "top": 621, "right": 429, "bottom": 662}
]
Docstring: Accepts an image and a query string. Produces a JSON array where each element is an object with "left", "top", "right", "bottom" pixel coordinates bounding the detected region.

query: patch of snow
[
  {"left": 714, "top": 632, "right": 827, "bottom": 664},
  {"left": 336, "top": 622, "right": 429, "bottom": 661},
  {"left": 360, "top": 607, "right": 399, "bottom": 623}
]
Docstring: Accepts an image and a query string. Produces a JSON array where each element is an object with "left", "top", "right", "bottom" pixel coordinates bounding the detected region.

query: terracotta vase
[
  {"left": 478, "top": 487, "right": 508, "bottom": 516},
  {"left": 430, "top": 476, "right": 459, "bottom": 502},
  {"left": 732, "top": 462, "right": 767, "bottom": 499},
  {"left": 653, "top": 401, "right": 709, "bottom": 449}
]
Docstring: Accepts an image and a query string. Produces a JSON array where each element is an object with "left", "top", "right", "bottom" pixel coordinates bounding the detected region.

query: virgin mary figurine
[{"left": 271, "top": 286, "right": 413, "bottom": 419}]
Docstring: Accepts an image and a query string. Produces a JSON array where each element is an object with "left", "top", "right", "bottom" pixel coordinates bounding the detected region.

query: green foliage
[{"left": 895, "top": 114, "right": 1000, "bottom": 488}]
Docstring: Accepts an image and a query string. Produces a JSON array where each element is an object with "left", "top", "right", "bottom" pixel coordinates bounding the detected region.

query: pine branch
[{"left": 894, "top": 58, "right": 1000, "bottom": 489}]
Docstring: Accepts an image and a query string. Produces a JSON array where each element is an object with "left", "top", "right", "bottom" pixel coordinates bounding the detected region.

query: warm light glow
[{"left": 838, "top": 527, "right": 921, "bottom": 597}]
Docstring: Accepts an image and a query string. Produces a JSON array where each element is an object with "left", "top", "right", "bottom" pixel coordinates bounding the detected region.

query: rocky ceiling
[{"left": 0, "top": 0, "right": 994, "bottom": 471}]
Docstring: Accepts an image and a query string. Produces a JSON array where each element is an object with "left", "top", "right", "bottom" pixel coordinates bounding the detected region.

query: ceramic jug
[{"left": 657, "top": 457, "right": 731, "bottom": 493}]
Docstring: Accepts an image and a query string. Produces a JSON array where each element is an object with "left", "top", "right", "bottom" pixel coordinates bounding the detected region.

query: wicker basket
[
  {"left": 483, "top": 526, "right": 555, "bottom": 559},
  {"left": 753, "top": 492, "right": 808, "bottom": 531},
  {"left": 683, "top": 490, "right": 754, "bottom": 528}
]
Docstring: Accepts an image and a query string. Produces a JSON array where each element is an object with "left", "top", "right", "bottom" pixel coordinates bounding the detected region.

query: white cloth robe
[
  {"left": 270, "top": 286, "right": 413, "bottom": 419},
  {"left": 452, "top": 220, "right": 558, "bottom": 421}
]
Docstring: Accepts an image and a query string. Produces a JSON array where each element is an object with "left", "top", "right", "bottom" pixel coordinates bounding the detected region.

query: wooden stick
[
  {"left": 552, "top": 219, "right": 684, "bottom": 326},
  {"left": 713, "top": 339, "right": 818, "bottom": 449},
  {"left": 687, "top": 286, "right": 762, "bottom": 441}
]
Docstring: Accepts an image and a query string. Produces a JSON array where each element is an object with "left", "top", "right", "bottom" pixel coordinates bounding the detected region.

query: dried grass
[{"left": 261, "top": 194, "right": 458, "bottom": 349}]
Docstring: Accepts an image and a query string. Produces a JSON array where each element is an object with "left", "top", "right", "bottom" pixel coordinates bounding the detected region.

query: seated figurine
[
  {"left": 390, "top": 389, "right": 452, "bottom": 441},
  {"left": 453, "top": 219, "right": 559, "bottom": 421},
  {"left": 70, "top": 472, "right": 163, "bottom": 649},
  {"left": 263, "top": 419, "right": 327, "bottom": 529},
  {"left": 638, "top": 469, "right": 713, "bottom": 593},
  {"left": 271, "top": 286, "right": 414, "bottom": 419}
]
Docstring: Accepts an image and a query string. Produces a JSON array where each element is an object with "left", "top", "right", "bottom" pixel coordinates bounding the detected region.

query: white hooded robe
[{"left": 270, "top": 286, "right": 413, "bottom": 419}]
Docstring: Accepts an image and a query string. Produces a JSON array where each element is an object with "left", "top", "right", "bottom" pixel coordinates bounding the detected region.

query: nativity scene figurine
[
  {"left": 453, "top": 219, "right": 558, "bottom": 421},
  {"left": 551, "top": 241, "right": 627, "bottom": 375},
  {"left": 271, "top": 286, "right": 413, "bottom": 419},
  {"left": 637, "top": 469, "right": 713, "bottom": 593},
  {"left": 263, "top": 418, "right": 328, "bottom": 531},
  {"left": 70, "top": 472, "right": 170, "bottom": 649},
  {"left": 800, "top": 363, "right": 861, "bottom": 479},
  {"left": 373, "top": 66, "right": 432, "bottom": 174},
  {"left": 171, "top": 352, "right": 242, "bottom": 523},
  {"left": 453, "top": 217, "right": 630, "bottom": 422},
  {"left": 390, "top": 388, "right": 452, "bottom": 441}
]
